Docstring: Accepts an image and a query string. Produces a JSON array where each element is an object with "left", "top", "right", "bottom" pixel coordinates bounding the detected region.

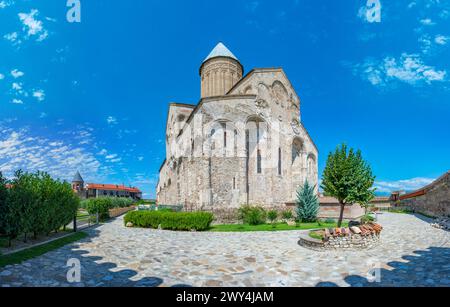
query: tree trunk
[{"left": 338, "top": 202, "right": 345, "bottom": 228}]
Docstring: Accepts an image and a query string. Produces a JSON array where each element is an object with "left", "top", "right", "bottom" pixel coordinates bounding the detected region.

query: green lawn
[
  {"left": 210, "top": 222, "right": 348, "bottom": 232},
  {"left": 0, "top": 232, "right": 88, "bottom": 268}
]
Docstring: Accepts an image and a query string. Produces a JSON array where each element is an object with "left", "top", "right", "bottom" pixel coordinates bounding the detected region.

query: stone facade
[
  {"left": 299, "top": 232, "right": 381, "bottom": 251},
  {"left": 397, "top": 171, "right": 450, "bottom": 218},
  {"left": 157, "top": 43, "right": 318, "bottom": 210}
]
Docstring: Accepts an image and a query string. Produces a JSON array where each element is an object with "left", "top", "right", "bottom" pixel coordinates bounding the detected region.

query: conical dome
[
  {"left": 203, "top": 42, "right": 239, "bottom": 63},
  {"left": 72, "top": 171, "right": 84, "bottom": 183},
  {"left": 200, "top": 42, "right": 243, "bottom": 98}
]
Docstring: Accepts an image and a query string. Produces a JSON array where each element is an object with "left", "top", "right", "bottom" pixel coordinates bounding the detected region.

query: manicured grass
[
  {"left": 0, "top": 232, "right": 88, "bottom": 268},
  {"left": 210, "top": 222, "right": 348, "bottom": 232},
  {"left": 309, "top": 231, "right": 324, "bottom": 241}
]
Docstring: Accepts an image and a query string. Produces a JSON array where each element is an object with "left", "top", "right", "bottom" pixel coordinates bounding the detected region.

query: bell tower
[{"left": 200, "top": 42, "right": 243, "bottom": 98}]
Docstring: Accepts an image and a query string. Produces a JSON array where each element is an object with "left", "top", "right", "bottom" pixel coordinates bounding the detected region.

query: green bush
[
  {"left": 83, "top": 197, "right": 134, "bottom": 220},
  {"left": 124, "top": 211, "right": 214, "bottom": 231},
  {"left": 361, "top": 214, "right": 375, "bottom": 224},
  {"left": 268, "top": 210, "right": 278, "bottom": 224},
  {"left": 281, "top": 210, "right": 293, "bottom": 220},
  {"left": 238, "top": 205, "right": 267, "bottom": 225}
]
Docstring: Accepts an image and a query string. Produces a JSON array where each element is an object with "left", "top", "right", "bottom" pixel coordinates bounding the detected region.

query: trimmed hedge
[
  {"left": 83, "top": 197, "right": 134, "bottom": 220},
  {"left": 124, "top": 211, "right": 214, "bottom": 231}
]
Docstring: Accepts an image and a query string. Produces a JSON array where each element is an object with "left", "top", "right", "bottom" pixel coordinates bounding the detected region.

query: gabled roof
[
  {"left": 203, "top": 42, "right": 239, "bottom": 63},
  {"left": 72, "top": 171, "right": 84, "bottom": 183}
]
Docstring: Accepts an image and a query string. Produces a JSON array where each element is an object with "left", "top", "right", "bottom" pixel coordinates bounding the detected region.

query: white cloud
[
  {"left": 32, "top": 89, "right": 45, "bottom": 101},
  {"left": 0, "top": 73, "right": 4, "bottom": 80},
  {"left": 3, "top": 32, "right": 20, "bottom": 45},
  {"left": 98, "top": 149, "right": 108, "bottom": 156},
  {"left": 12, "top": 82, "right": 22, "bottom": 90},
  {"left": 5, "top": 9, "right": 49, "bottom": 45},
  {"left": 353, "top": 53, "right": 447, "bottom": 87},
  {"left": 106, "top": 116, "right": 117, "bottom": 125},
  {"left": 0, "top": 0, "right": 13, "bottom": 9},
  {"left": 18, "top": 9, "right": 48, "bottom": 41},
  {"left": 420, "top": 18, "right": 435, "bottom": 25},
  {"left": 375, "top": 177, "right": 435, "bottom": 193},
  {"left": 11, "top": 69, "right": 24, "bottom": 78},
  {"left": 138, "top": 156, "right": 144, "bottom": 161},
  {"left": 435, "top": 35, "right": 449, "bottom": 45},
  {"left": 105, "top": 154, "right": 118, "bottom": 160},
  {"left": 0, "top": 125, "right": 104, "bottom": 182},
  {"left": 11, "top": 98, "right": 23, "bottom": 104}
]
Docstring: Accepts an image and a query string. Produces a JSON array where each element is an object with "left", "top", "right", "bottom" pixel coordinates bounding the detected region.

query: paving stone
[{"left": 0, "top": 213, "right": 448, "bottom": 287}]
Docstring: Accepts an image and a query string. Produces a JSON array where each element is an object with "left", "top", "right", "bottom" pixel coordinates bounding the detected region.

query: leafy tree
[
  {"left": 0, "top": 172, "right": 9, "bottom": 235},
  {"left": 296, "top": 180, "right": 320, "bottom": 223},
  {"left": 321, "top": 144, "right": 376, "bottom": 227},
  {"left": 0, "top": 172, "right": 21, "bottom": 246}
]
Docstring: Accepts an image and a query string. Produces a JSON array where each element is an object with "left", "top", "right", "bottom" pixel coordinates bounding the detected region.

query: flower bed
[{"left": 299, "top": 222, "right": 383, "bottom": 251}]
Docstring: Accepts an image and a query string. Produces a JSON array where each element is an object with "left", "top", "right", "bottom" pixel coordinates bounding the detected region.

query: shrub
[
  {"left": 83, "top": 197, "right": 134, "bottom": 220},
  {"left": 268, "top": 210, "right": 278, "bottom": 224},
  {"left": 361, "top": 214, "right": 375, "bottom": 224},
  {"left": 84, "top": 198, "right": 112, "bottom": 220},
  {"left": 124, "top": 211, "right": 214, "bottom": 231},
  {"left": 238, "top": 205, "right": 267, "bottom": 225},
  {"left": 281, "top": 210, "right": 293, "bottom": 221},
  {"left": 296, "top": 180, "right": 319, "bottom": 223}
]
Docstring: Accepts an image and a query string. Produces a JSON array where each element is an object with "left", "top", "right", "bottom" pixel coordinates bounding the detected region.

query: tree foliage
[
  {"left": 0, "top": 170, "right": 79, "bottom": 245},
  {"left": 321, "top": 144, "right": 376, "bottom": 227},
  {"left": 296, "top": 180, "right": 320, "bottom": 223}
]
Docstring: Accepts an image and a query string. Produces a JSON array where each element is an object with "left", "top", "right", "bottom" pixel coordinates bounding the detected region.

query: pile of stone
[
  {"left": 431, "top": 217, "right": 450, "bottom": 230},
  {"left": 322, "top": 222, "right": 383, "bottom": 241}
]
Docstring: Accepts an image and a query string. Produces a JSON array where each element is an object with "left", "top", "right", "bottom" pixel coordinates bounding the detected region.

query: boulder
[
  {"left": 126, "top": 222, "right": 133, "bottom": 228},
  {"left": 349, "top": 220, "right": 361, "bottom": 228},
  {"left": 350, "top": 226, "right": 361, "bottom": 234}
]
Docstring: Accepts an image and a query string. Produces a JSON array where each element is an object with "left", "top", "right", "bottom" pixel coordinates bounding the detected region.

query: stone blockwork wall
[
  {"left": 299, "top": 233, "right": 381, "bottom": 251},
  {"left": 157, "top": 68, "right": 319, "bottom": 211},
  {"left": 399, "top": 172, "right": 450, "bottom": 218}
]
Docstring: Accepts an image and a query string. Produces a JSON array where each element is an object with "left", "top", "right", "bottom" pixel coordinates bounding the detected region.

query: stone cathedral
[{"left": 157, "top": 43, "right": 318, "bottom": 210}]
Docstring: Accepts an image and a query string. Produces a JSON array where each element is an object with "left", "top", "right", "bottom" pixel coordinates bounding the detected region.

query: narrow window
[
  {"left": 278, "top": 148, "right": 282, "bottom": 176},
  {"left": 233, "top": 177, "right": 236, "bottom": 190},
  {"left": 224, "top": 130, "right": 227, "bottom": 148},
  {"left": 257, "top": 149, "right": 262, "bottom": 174}
]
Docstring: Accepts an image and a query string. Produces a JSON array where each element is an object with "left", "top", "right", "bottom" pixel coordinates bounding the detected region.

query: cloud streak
[
  {"left": 352, "top": 53, "right": 447, "bottom": 87},
  {"left": 375, "top": 177, "right": 435, "bottom": 194}
]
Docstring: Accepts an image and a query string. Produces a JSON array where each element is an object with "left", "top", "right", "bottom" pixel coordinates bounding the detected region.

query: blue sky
[{"left": 0, "top": 0, "right": 449, "bottom": 198}]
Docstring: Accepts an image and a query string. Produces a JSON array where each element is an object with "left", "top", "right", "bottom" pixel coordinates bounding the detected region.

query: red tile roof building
[{"left": 72, "top": 171, "right": 142, "bottom": 200}]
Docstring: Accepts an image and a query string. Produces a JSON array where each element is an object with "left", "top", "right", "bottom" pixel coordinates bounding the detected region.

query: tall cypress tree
[{"left": 296, "top": 180, "right": 319, "bottom": 223}]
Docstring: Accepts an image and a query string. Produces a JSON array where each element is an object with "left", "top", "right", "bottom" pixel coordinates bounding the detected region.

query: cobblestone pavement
[{"left": 1, "top": 213, "right": 449, "bottom": 287}]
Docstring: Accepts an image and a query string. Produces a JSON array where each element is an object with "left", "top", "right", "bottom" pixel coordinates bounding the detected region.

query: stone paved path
[{"left": 1, "top": 213, "right": 449, "bottom": 287}]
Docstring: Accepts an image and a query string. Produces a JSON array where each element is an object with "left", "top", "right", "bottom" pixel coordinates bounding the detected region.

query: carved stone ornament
[{"left": 291, "top": 119, "right": 301, "bottom": 135}]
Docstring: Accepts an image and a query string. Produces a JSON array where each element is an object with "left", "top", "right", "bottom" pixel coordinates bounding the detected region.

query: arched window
[{"left": 292, "top": 138, "right": 304, "bottom": 166}]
